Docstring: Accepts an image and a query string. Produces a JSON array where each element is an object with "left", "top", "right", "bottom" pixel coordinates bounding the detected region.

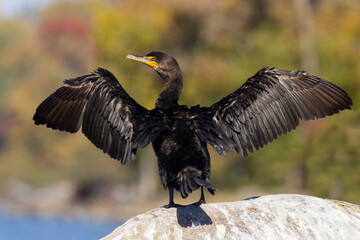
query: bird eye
[{"left": 151, "top": 57, "right": 156, "bottom": 61}]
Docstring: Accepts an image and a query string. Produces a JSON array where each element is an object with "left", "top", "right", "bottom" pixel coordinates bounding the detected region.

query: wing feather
[
  {"left": 195, "top": 67, "right": 352, "bottom": 156},
  {"left": 33, "top": 67, "right": 164, "bottom": 163}
]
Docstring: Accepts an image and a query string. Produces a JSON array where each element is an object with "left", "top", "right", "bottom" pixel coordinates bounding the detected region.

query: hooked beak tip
[{"left": 125, "top": 54, "right": 136, "bottom": 60}]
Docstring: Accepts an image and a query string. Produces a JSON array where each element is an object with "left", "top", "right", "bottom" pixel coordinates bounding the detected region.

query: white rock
[{"left": 101, "top": 194, "right": 360, "bottom": 240}]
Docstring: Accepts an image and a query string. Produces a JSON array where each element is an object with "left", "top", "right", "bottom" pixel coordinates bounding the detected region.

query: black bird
[{"left": 33, "top": 51, "right": 352, "bottom": 207}]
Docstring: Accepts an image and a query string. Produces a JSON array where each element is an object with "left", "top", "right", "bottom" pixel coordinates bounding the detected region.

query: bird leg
[
  {"left": 163, "top": 186, "right": 184, "bottom": 208},
  {"left": 163, "top": 186, "right": 206, "bottom": 208},
  {"left": 191, "top": 187, "right": 206, "bottom": 206}
]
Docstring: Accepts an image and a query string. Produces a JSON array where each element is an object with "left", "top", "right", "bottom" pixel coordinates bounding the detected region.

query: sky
[{"left": 0, "top": 0, "right": 58, "bottom": 18}]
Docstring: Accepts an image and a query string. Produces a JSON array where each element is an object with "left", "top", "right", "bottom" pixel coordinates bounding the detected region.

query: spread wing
[
  {"left": 33, "top": 68, "right": 164, "bottom": 164},
  {"left": 195, "top": 67, "right": 352, "bottom": 156}
]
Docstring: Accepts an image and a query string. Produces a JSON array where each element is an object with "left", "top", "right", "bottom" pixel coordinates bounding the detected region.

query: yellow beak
[{"left": 126, "top": 54, "right": 158, "bottom": 69}]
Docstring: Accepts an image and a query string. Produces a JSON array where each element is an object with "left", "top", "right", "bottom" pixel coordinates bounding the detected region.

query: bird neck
[{"left": 156, "top": 73, "right": 183, "bottom": 109}]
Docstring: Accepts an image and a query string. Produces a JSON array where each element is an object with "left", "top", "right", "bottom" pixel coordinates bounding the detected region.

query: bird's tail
[{"left": 178, "top": 167, "right": 216, "bottom": 199}]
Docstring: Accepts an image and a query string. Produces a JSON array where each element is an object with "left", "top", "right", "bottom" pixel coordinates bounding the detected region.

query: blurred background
[{"left": 0, "top": 0, "right": 359, "bottom": 238}]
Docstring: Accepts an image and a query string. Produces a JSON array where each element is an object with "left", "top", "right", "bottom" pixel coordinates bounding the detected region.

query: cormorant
[{"left": 33, "top": 51, "right": 352, "bottom": 207}]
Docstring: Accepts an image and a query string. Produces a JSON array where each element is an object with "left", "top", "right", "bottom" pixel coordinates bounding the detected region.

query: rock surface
[{"left": 101, "top": 194, "right": 360, "bottom": 240}]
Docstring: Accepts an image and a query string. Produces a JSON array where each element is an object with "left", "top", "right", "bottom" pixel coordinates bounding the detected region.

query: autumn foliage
[{"left": 0, "top": 0, "right": 359, "bottom": 205}]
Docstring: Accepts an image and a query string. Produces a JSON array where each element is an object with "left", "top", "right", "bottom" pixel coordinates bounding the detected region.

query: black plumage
[{"left": 33, "top": 51, "right": 352, "bottom": 207}]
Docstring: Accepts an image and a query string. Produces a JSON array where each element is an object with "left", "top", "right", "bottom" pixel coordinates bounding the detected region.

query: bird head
[{"left": 126, "top": 51, "right": 181, "bottom": 80}]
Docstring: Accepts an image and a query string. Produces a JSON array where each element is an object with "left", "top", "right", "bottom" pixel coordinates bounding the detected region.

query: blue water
[{"left": 0, "top": 209, "right": 123, "bottom": 240}]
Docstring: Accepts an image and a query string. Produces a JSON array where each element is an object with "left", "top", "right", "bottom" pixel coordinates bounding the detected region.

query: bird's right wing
[
  {"left": 33, "top": 68, "right": 165, "bottom": 164},
  {"left": 194, "top": 67, "right": 352, "bottom": 156}
]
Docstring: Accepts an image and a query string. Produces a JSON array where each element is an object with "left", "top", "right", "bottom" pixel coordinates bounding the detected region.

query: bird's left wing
[
  {"left": 194, "top": 67, "right": 352, "bottom": 156},
  {"left": 33, "top": 68, "right": 165, "bottom": 164}
]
